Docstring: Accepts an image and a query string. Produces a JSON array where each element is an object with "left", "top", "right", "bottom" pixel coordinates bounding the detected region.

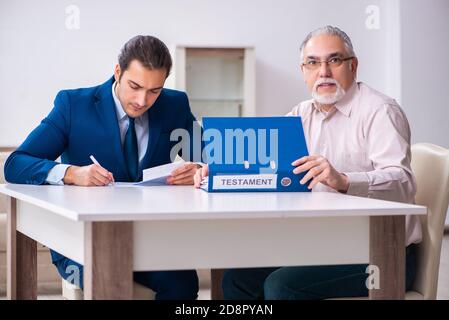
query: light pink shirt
[{"left": 287, "top": 82, "right": 422, "bottom": 246}]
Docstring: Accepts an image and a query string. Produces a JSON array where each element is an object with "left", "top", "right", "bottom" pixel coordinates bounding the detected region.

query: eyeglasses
[{"left": 302, "top": 56, "right": 354, "bottom": 70}]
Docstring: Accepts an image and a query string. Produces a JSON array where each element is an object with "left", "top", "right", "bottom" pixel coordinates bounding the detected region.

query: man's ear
[
  {"left": 350, "top": 57, "right": 359, "bottom": 75},
  {"left": 300, "top": 63, "right": 306, "bottom": 82},
  {"left": 114, "top": 64, "right": 121, "bottom": 83}
]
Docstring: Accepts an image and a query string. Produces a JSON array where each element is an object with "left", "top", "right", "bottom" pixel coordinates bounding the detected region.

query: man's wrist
[
  {"left": 63, "top": 166, "right": 76, "bottom": 185},
  {"left": 338, "top": 173, "right": 349, "bottom": 193}
]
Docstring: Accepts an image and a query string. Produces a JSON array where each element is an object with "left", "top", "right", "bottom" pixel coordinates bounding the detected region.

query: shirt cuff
[
  {"left": 46, "top": 164, "right": 71, "bottom": 185},
  {"left": 343, "top": 172, "right": 370, "bottom": 197}
]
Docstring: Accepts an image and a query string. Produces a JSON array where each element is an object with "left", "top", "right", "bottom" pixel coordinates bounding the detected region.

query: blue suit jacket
[{"left": 4, "top": 77, "right": 201, "bottom": 262}]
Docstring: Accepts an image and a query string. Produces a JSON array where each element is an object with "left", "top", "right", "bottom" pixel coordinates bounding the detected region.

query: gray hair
[{"left": 300, "top": 26, "right": 356, "bottom": 61}]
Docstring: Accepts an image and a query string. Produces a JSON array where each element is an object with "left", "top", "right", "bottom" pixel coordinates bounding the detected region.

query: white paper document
[{"left": 114, "top": 161, "right": 185, "bottom": 187}]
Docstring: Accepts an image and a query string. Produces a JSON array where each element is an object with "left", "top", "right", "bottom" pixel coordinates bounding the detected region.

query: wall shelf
[{"left": 173, "top": 46, "right": 255, "bottom": 120}]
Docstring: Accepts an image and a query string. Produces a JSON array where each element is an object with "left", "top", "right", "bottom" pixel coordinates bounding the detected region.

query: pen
[
  {"left": 89, "top": 155, "right": 100, "bottom": 166},
  {"left": 89, "top": 155, "right": 114, "bottom": 185}
]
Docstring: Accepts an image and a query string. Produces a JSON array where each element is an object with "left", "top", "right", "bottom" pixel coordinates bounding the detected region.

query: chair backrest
[{"left": 410, "top": 143, "right": 449, "bottom": 299}]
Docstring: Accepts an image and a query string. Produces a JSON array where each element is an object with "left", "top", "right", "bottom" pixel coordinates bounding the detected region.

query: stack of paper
[{"left": 114, "top": 162, "right": 185, "bottom": 187}]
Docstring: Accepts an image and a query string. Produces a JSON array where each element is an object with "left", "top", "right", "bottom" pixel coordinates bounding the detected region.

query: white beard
[{"left": 312, "top": 78, "right": 346, "bottom": 105}]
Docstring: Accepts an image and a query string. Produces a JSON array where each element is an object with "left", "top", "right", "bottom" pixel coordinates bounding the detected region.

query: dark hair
[{"left": 118, "top": 35, "right": 172, "bottom": 79}]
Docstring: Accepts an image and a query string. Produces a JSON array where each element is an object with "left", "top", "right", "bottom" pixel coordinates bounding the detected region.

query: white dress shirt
[
  {"left": 287, "top": 81, "right": 422, "bottom": 246},
  {"left": 46, "top": 81, "right": 149, "bottom": 184}
]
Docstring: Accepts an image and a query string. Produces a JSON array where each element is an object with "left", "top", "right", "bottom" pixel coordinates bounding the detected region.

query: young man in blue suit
[{"left": 4, "top": 35, "right": 201, "bottom": 299}]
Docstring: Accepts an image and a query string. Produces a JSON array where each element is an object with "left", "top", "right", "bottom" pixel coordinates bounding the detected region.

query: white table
[{"left": 0, "top": 184, "right": 426, "bottom": 300}]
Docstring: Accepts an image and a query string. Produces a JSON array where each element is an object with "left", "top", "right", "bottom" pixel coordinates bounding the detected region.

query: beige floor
[
  {"left": 1, "top": 234, "right": 448, "bottom": 300},
  {"left": 30, "top": 289, "right": 213, "bottom": 300}
]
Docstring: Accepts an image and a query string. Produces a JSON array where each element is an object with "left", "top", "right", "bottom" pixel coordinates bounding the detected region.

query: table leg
[
  {"left": 7, "top": 196, "right": 37, "bottom": 300},
  {"left": 211, "top": 269, "right": 225, "bottom": 300},
  {"left": 84, "top": 221, "right": 133, "bottom": 300},
  {"left": 369, "top": 215, "right": 405, "bottom": 299}
]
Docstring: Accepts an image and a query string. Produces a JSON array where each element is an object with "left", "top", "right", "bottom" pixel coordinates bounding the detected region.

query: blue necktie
[{"left": 124, "top": 117, "right": 139, "bottom": 182}]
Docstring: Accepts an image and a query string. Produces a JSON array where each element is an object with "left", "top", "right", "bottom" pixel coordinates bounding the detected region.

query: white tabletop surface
[{"left": 0, "top": 184, "right": 426, "bottom": 222}]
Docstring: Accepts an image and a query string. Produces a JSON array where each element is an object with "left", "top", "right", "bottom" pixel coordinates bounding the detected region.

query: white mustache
[{"left": 313, "top": 78, "right": 338, "bottom": 91}]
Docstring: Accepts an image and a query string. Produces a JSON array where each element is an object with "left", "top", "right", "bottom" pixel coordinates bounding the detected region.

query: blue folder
[{"left": 201, "top": 116, "right": 310, "bottom": 192}]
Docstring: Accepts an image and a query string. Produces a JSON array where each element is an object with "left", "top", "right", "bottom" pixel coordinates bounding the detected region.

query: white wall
[
  {"left": 0, "top": 0, "right": 398, "bottom": 146},
  {"left": 400, "top": 0, "right": 449, "bottom": 148}
]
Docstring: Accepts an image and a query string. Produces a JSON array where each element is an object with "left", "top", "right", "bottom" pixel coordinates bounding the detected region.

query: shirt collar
[
  {"left": 334, "top": 81, "right": 358, "bottom": 117},
  {"left": 112, "top": 81, "right": 127, "bottom": 122}
]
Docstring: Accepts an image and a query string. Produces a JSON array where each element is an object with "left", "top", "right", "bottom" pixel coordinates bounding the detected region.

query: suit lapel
[{"left": 94, "top": 77, "right": 129, "bottom": 179}]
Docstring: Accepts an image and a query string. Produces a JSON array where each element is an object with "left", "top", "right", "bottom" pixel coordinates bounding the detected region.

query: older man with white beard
[{"left": 195, "top": 26, "right": 422, "bottom": 300}]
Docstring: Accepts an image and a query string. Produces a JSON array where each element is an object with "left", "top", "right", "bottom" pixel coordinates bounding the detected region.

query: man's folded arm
[
  {"left": 344, "top": 167, "right": 416, "bottom": 203},
  {"left": 4, "top": 91, "right": 71, "bottom": 185}
]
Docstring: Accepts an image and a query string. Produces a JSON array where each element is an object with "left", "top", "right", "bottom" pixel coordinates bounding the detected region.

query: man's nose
[
  {"left": 136, "top": 91, "right": 146, "bottom": 106},
  {"left": 318, "top": 61, "right": 332, "bottom": 78}
]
